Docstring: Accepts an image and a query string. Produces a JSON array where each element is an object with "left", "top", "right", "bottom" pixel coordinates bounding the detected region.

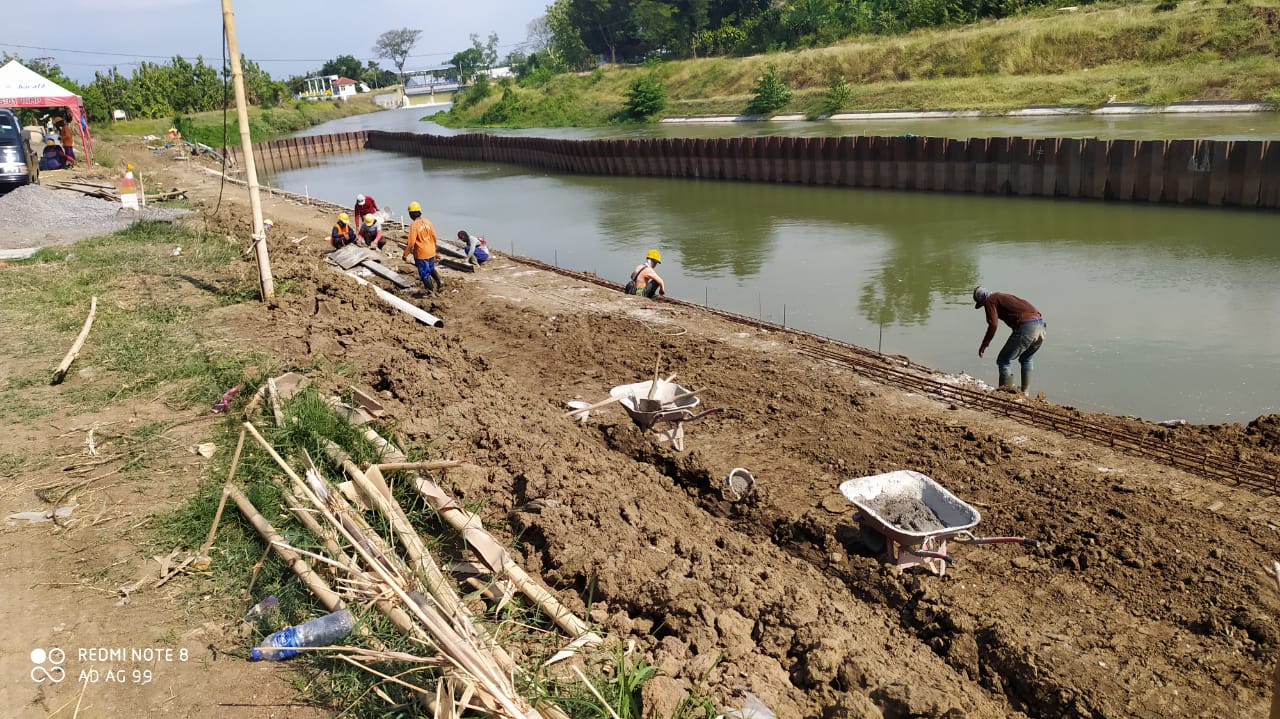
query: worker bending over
[
  {"left": 625, "top": 249, "right": 666, "bottom": 298},
  {"left": 973, "top": 286, "right": 1046, "bottom": 394},
  {"left": 402, "top": 201, "right": 444, "bottom": 296}
]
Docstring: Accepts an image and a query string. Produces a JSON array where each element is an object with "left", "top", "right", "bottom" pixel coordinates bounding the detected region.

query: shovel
[{"left": 636, "top": 373, "right": 677, "bottom": 413}]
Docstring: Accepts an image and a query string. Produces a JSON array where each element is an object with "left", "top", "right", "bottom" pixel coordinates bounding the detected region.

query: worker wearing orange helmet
[
  {"left": 331, "top": 212, "right": 357, "bottom": 249},
  {"left": 402, "top": 201, "right": 443, "bottom": 296},
  {"left": 625, "top": 249, "right": 666, "bottom": 298}
]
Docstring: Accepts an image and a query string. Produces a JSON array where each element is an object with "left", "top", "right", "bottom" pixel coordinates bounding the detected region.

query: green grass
[
  {"left": 443, "top": 0, "right": 1280, "bottom": 126},
  {"left": 0, "top": 220, "right": 267, "bottom": 416}
]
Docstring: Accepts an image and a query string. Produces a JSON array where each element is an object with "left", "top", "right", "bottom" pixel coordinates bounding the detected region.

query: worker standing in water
[
  {"left": 972, "top": 286, "right": 1045, "bottom": 394},
  {"left": 625, "top": 249, "right": 666, "bottom": 299},
  {"left": 402, "top": 201, "right": 443, "bottom": 296}
]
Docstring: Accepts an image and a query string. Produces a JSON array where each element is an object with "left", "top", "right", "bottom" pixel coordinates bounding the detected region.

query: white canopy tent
[{"left": 0, "top": 60, "right": 94, "bottom": 167}]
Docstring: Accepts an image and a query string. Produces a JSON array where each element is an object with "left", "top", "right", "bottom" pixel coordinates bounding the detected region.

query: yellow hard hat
[
  {"left": 363, "top": 214, "right": 376, "bottom": 225},
  {"left": 407, "top": 201, "right": 422, "bottom": 213},
  {"left": 338, "top": 212, "right": 350, "bottom": 223},
  {"left": 646, "top": 249, "right": 662, "bottom": 263}
]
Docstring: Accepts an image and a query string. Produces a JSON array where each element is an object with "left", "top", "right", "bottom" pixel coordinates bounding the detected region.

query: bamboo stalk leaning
[{"left": 51, "top": 296, "right": 98, "bottom": 385}]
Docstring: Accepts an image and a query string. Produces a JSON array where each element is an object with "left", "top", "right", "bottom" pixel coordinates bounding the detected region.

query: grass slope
[{"left": 440, "top": 0, "right": 1280, "bottom": 127}]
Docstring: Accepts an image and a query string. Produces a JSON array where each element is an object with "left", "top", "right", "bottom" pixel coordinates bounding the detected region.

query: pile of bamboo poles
[{"left": 219, "top": 381, "right": 602, "bottom": 717}]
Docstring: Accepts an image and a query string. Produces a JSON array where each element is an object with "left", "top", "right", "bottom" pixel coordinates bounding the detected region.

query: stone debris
[{"left": 0, "top": 184, "right": 188, "bottom": 250}]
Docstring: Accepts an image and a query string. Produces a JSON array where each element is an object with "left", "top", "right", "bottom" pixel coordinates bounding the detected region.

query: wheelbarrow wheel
[{"left": 859, "top": 523, "right": 886, "bottom": 554}]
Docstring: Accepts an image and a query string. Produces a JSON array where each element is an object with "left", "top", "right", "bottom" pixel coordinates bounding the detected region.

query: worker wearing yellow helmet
[
  {"left": 625, "top": 249, "right": 666, "bottom": 298},
  {"left": 402, "top": 201, "right": 443, "bottom": 296},
  {"left": 357, "top": 213, "right": 385, "bottom": 250},
  {"left": 331, "top": 212, "right": 357, "bottom": 249}
]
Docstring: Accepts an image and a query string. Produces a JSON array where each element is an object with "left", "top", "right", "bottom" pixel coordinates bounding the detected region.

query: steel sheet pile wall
[
  {"left": 226, "top": 131, "right": 370, "bottom": 174},
  {"left": 364, "top": 130, "right": 1280, "bottom": 209}
]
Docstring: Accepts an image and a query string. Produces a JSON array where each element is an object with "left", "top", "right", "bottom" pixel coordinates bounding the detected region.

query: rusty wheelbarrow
[{"left": 839, "top": 470, "right": 1039, "bottom": 576}]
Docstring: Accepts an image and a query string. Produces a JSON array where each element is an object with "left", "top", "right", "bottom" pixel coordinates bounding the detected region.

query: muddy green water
[{"left": 268, "top": 109, "right": 1280, "bottom": 424}]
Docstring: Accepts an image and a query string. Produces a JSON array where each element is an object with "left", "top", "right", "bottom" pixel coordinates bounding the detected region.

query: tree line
[{"left": 2, "top": 52, "right": 287, "bottom": 124}]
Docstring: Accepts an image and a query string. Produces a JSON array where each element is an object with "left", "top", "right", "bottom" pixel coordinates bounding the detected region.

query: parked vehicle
[{"left": 0, "top": 108, "right": 39, "bottom": 191}]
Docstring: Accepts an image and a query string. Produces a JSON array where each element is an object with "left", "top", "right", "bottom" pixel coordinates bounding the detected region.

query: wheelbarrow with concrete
[
  {"left": 839, "top": 470, "right": 1039, "bottom": 576},
  {"left": 609, "top": 378, "right": 721, "bottom": 451}
]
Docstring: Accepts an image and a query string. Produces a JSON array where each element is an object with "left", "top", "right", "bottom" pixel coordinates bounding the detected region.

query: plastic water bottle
[{"left": 250, "top": 609, "right": 354, "bottom": 661}]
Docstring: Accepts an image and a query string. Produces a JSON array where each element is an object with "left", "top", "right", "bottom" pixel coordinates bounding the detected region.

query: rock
[
  {"left": 945, "top": 633, "right": 980, "bottom": 679},
  {"left": 641, "top": 675, "right": 689, "bottom": 719},
  {"left": 820, "top": 494, "right": 848, "bottom": 513},
  {"left": 822, "top": 690, "right": 882, "bottom": 718},
  {"left": 871, "top": 682, "right": 966, "bottom": 719},
  {"left": 796, "top": 636, "right": 844, "bottom": 687},
  {"left": 715, "top": 609, "right": 756, "bottom": 658},
  {"left": 1011, "top": 555, "right": 1038, "bottom": 570}
]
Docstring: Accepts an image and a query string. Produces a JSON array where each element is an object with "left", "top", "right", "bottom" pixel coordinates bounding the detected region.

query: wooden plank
[{"left": 360, "top": 260, "right": 415, "bottom": 290}]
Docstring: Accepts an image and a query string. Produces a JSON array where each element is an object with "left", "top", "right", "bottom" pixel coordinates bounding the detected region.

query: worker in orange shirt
[
  {"left": 402, "top": 201, "right": 443, "bottom": 296},
  {"left": 624, "top": 249, "right": 666, "bottom": 298}
]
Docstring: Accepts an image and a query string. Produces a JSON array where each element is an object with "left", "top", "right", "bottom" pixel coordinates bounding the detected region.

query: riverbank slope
[{"left": 441, "top": 0, "right": 1280, "bottom": 127}]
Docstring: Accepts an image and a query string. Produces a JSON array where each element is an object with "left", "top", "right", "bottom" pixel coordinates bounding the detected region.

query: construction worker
[
  {"left": 625, "top": 249, "right": 666, "bottom": 298},
  {"left": 353, "top": 194, "right": 378, "bottom": 224},
  {"left": 973, "top": 286, "right": 1046, "bottom": 394},
  {"left": 402, "top": 201, "right": 443, "bottom": 295},
  {"left": 457, "top": 230, "right": 490, "bottom": 265},
  {"left": 331, "top": 212, "right": 357, "bottom": 248},
  {"left": 56, "top": 116, "right": 75, "bottom": 160},
  {"left": 358, "top": 214, "right": 384, "bottom": 250}
]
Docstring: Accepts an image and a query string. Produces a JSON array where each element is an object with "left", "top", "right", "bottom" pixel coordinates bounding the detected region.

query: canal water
[{"left": 268, "top": 108, "right": 1280, "bottom": 424}]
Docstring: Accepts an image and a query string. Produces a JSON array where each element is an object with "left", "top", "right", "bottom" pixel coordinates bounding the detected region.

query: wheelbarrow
[
  {"left": 839, "top": 470, "right": 1039, "bottom": 576},
  {"left": 610, "top": 379, "right": 721, "bottom": 451}
]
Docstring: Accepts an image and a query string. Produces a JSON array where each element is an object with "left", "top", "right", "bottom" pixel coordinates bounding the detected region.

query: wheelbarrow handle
[{"left": 954, "top": 536, "right": 1040, "bottom": 548}]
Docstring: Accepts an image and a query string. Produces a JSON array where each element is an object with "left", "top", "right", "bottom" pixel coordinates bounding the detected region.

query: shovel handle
[{"left": 561, "top": 395, "right": 622, "bottom": 418}]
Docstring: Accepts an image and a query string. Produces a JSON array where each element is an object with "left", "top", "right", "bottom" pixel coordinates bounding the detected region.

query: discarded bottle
[{"left": 250, "top": 609, "right": 354, "bottom": 661}]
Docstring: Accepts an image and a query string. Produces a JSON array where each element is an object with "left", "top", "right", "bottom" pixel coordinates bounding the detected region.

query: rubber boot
[
  {"left": 998, "top": 369, "right": 1015, "bottom": 389},
  {"left": 1021, "top": 367, "right": 1033, "bottom": 394}
]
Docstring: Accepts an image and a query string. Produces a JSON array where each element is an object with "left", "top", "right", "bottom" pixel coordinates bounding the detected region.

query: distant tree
[
  {"left": 545, "top": 2, "right": 595, "bottom": 71},
  {"left": 373, "top": 28, "right": 422, "bottom": 86},
  {"left": 484, "top": 32, "right": 500, "bottom": 69},
  {"left": 320, "top": 54, "right": 364, "bottom": 81},
  {"left": 450, "top": 47, "right": 484, "bottom": 83},
  {"left": 623, "top": 73, "right": 666, "bottom": 120},
  {"left": 746, "top": 64, "right": 791, "bottom": 115}
]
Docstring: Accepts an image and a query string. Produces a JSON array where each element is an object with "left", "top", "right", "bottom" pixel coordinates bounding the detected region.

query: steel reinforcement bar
[
  {"left": 497, "top": 255, "right": 1277, "bottom": 494},
  {"left": 219, "top": 175, "right": 1277, "bottom": 493}
]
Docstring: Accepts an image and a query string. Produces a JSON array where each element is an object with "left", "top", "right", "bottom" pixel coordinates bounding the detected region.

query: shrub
[
  {"left": 624, "top": 74, "right": 667, "bottom": 120},
  {"left": 822, "top": 74, "right": 854, "bottom": 116},
  {"left": 1154, "top": 0, "right": 1178, "bottom": 10},
  {"left": 746, "top": 64, "right": 793, "bottom": 115}
]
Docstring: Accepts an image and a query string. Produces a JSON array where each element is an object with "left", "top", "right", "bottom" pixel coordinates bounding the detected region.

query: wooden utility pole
[{"left": 221, "top": 0, "right": 274, "bottom": 302}]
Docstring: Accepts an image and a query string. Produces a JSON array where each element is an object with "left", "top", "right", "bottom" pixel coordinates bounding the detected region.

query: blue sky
[{"left": 4, "top": 0, "right": 551, "bottom": 84}]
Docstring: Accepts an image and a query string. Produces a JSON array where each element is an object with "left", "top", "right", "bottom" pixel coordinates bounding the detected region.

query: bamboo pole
[
  {"left": 221, "top": 0, "right": 274, "bottom": 301},
  {"left": 50, "top": 296, "right": 97, "bottom": 385},
  {"left": 324, "top": 443, "right": 468, "bottom": 621},
  {"left": 228, "top": 484, "right": 342, "bottom": 610},
  {"left": 374, "top": 460, "right": 463, "bottom": 473},
  {"left": 414, "top": 478, "right": 596, "bottom": 641},
  {"left": 290, "top": 474, "right": 534, "bottom": 718}
]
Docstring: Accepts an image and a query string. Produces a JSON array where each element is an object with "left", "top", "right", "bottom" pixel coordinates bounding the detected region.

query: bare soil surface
[{"left": 3, "top": 141, "right": 1278, "bottom": 718}]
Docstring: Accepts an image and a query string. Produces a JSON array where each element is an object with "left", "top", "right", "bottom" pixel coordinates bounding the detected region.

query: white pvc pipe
[{"left": 338, "top": 269, "right": 443, "bottom": 328}]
